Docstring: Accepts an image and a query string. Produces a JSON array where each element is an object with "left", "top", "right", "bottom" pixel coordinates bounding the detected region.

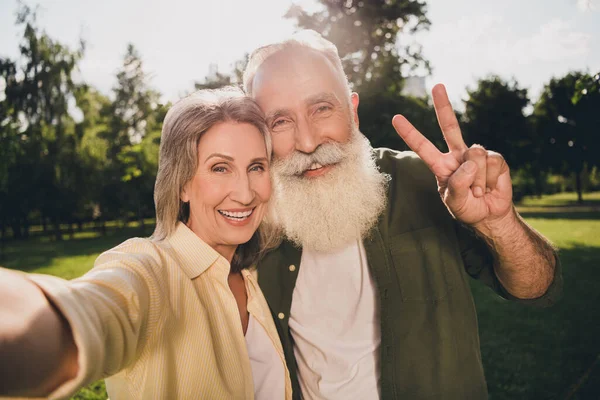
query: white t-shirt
[
  {"left": 245, "top": 313, "right": 286, "bottom": 399},
  {"left": 289, "top": 239, "right": 381, "bottom": 399}
]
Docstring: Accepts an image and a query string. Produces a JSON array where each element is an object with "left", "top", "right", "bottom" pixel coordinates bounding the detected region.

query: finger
[
  {"left": 432, "top": 84, "right": 467, "bottom": 152},
  {"left": 485, "top": 151, "right": 509, "bottom": 192},
  {"left": 463, "top": 145, "right": 487, "bottom": 198},
  {"left": 392, "top": 114, "right": 443, "bottom": 170},
  {"left": 446, "top": 160, "right": 477, "bottom": 212}
]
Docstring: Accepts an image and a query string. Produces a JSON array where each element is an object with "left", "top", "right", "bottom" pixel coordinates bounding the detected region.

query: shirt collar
[{"left": 167, "top": 222, "right": 225, "bottom": 279}]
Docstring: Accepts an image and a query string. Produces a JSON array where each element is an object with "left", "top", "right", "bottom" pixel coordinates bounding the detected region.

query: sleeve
[
  {"left": 455, "top": 221, "right": 563, "bottom": 308},
  {"left": 25, "top": 246, "right": 162, "bottom": 400}
]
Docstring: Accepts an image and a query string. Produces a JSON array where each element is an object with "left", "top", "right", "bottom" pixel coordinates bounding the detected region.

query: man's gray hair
[
  {"left": 243, "top": 29, "right": 350, "bottom": 96},
  {"left": 152, "top": 87, "right": 271, "bottom": 241}
]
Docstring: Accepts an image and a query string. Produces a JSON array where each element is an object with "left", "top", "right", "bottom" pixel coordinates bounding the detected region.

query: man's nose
[
  {"left": 230, "top": 173, "right": 255, "bottom": 205},
  {"left": 294, "top": 117, "right": 321, "bottom": 154}
]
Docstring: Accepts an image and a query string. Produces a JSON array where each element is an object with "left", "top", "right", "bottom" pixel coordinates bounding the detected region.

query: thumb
[{"left": 445, "top": 160, "right": 477, "bottom": 210}]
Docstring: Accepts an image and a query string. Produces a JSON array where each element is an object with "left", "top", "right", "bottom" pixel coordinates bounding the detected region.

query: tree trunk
[
  {"left": 575, "top": 169, "right": 584, "bottom": 204},
  {"left": 42, "top": 216, "right": 48, "bottom": 234},
  {"left": 53, "top": 217, "right": 63, "bottom": 241},
  {"left": 10, "top": 218, "right": 22, "bottom": 240},
  {"left": 23, "top": 217, "right": 29, "bottom": 239}
]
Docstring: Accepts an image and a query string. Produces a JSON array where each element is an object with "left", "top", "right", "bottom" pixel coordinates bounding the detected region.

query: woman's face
[{"left": 182, "top": 122, "right": 271, "bottom": 260}]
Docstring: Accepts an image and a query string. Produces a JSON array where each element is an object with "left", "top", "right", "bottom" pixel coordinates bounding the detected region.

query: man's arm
[
  {"left": 471, "top": 206, "right": 556, "bottom": 299},
  {"left": 391, "top": 83, "right": 560, "bottom": 301}
]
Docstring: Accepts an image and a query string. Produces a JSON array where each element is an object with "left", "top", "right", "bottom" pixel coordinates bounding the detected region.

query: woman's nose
[{"left": 230, "top": 174, "right": 255, "bottom": 205}]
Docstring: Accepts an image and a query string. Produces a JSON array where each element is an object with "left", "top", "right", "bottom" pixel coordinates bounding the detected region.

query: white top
[
  {"left": 289, "top": 239, "right": 381, "bottom": 399},
  {"left": 245, "top": 313, "right": 286, "bottom": 400}
]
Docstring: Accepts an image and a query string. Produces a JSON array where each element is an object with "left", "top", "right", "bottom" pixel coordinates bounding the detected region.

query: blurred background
[{"left": 0, "top": 0, "right": 599, "bottom": 399}]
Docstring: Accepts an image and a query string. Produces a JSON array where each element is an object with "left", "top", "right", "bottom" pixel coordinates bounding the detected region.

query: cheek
[
  {"left": 193, "top": 178, "right": 230, "bottom": 209},
  {"left": 253, "top": 175, "right": 272, "bottom": 203},
  {"left": 324, "top": 116, "right": 352, "bottom": 143},
  {"left": 271, "top": 132, "right": 295, "bottom": 159}
]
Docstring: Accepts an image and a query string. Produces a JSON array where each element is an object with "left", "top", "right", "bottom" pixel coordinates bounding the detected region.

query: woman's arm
[
  {"left": 0, "top": 239, "right": 162, "bottom": 399},
  {"left": 0, "top": 268, "right": 78, "bottom": 397}
]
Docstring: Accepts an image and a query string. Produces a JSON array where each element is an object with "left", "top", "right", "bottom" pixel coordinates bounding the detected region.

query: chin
[{"left": 226, "top": 232, "right": 256, "bottom": 246}]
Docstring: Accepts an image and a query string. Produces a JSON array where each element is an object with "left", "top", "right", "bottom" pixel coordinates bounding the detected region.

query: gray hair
[
  {"left": 243, "top": 29, "right": 350, "bottom": 96},
  {"left": 152, "top": 87, "right": 272, "bottom": 242}
]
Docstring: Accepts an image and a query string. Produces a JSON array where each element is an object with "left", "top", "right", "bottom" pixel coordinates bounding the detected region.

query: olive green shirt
[{"left": 257, "top": 149, "right": 562, "bottom": 400}]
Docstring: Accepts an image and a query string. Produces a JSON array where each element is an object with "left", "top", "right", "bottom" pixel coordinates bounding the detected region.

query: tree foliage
[
  {"left": 462, "top": 76, "right": 532, "bottom": 170},
  {"left": 0, "top": 4, "right": 166, "bottom": 240},
  {"left": 533, "top": 71, "right": 600, "bottom": 202},
  {"left": 286, "top": 0, "right": 430, "bottom": 91}
]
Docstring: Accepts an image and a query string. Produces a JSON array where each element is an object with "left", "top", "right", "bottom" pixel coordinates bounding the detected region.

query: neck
[
  {"left": 213, "top": 244, "right": 237, "bottom": 264},
  {"left": 185, "top": 220, "right": 237, "bottom": 264}
]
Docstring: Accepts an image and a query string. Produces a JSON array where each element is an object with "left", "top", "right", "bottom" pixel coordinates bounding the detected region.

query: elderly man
[{"left": 244, "top": 31, "right": 561, "bottom": 399}]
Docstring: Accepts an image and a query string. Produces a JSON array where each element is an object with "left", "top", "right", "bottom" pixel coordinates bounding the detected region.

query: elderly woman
[{"left": 0, "top": 88, "right": 291, "bottom": 399}]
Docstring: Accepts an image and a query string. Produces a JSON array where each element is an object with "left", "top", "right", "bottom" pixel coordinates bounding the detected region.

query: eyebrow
[
  {"left": 265, "top": 108, "right": 292, "bottom": 126},
  {"left": 265, "top": 92, "right": 342, "bottom": 125},
  {"left": 205, "top": 153, "right": 234, "bottom": 162},
  {"left": 204, "top": 154, "right": 269, "bottom": 164},
  {"left": 304, "top": 92, "right": 341, "bottom": 107}
]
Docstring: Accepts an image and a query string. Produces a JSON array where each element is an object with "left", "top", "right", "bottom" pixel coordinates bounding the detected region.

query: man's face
[{"left": 251, "top": 48, "right": 359, "bottom": 178}]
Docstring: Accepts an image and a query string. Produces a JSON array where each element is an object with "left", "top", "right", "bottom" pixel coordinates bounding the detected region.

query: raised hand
[{"left": 391, "top": 84, "right": 514, "bottom": 232}]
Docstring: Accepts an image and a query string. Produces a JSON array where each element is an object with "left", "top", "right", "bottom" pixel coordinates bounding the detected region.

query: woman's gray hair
[
  {"left": 243, "top": 29, "right": 350, "bottom": 96},
  {"left": 152, "top": 87, "right": 271, "bottom": 252}
]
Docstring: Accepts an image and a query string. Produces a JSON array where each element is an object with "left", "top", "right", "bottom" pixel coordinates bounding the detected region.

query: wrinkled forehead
[{"left": 251, "top": 48, "right": 349, "bottom": 112}]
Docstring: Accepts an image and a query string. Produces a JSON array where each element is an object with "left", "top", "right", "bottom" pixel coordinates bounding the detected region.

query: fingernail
[{"left": 474, "top": 187, "right": 483, "bottom": 197}]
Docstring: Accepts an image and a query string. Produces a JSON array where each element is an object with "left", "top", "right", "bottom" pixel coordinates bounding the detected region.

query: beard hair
[{"left": 267, "top": 125, "right": 390, "bottom": 253}]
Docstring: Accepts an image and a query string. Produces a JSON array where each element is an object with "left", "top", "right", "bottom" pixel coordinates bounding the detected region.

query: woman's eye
[
  {"left": 212, "top": 165, "right": 228, "bottom": 173},
  {"left": 250, "top": 164, "right": 266, "bottom": 172}
]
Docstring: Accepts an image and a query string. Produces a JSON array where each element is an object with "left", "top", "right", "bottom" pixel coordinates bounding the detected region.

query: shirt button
[
  {"left": 289, "top": 264, "right": 296, "bottom": 272},
  {"left": 278, "top": 312, "right": 285, "bottom": 320}
]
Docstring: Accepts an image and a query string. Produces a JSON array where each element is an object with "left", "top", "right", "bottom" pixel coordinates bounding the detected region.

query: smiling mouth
[
  {"left": 301, "top": 162, "right": 336, "bottom": 178},
  {"left": 306, "top": 162, "right": 324, "bottom": 171},
  {"left": 218, "top": 209, "right": 254, "bottom": 221}
]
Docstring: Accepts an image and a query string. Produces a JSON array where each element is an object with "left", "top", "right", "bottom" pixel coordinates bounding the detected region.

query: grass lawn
[{"left": 1, "top": 192, "right": 599, "bottom": 399}]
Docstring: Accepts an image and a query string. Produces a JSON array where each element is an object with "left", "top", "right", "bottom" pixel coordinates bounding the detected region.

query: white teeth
[
  {"left": 308, "top": 163, "right": 323, "bottom": 171},
  {"left": 219, "top": 209, "right": 253, "bottom": 219}
]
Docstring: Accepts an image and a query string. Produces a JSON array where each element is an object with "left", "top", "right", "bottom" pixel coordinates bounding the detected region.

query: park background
[{"left": 0, "top": 0, "right": 599, "bottom": 398}]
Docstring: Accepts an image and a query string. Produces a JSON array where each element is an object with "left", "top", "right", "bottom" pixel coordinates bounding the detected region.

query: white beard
[{"left": 268, "top": 127, "right": 389, "bottom": 252}]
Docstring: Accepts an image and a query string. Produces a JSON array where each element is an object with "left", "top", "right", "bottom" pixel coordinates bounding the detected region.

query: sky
[{"left": 0, "top": 0, "right": 598, "bottom": 108}]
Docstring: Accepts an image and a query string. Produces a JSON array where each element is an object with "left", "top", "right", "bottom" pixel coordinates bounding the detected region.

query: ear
[
  {"left": 181, "top": 183, "right": 191, "bottom": 203},
  {"left": 350, "top": 92, "right": 360, "bottom": 126}
]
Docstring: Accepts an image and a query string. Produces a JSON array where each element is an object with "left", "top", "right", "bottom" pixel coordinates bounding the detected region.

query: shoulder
[
  {"left": 95, "top": 237, "right": 164, "bottom": 268},
  {"left": 91, "top": 237, "right": 169, "bottom": 285},
  {"left": 373, "top": 147, "right": 437, "bottom": 195}
]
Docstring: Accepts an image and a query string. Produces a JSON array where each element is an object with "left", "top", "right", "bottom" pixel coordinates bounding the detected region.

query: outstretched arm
[
  {"left": 0, "top": 268, "right": 78, "bottom": 397},
  {"left": 391, "top": 84, "right": 557, "bottom": 299}
]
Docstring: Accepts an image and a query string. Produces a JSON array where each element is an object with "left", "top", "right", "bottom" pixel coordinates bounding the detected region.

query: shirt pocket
[{"left": 389, "top": 226, "right": 452, "bottom": 302}]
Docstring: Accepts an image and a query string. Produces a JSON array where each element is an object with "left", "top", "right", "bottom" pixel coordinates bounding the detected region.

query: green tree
[
  {"left": 0, "top": 3, "right": 85, "bottom": 240},
  {"left": 99, "top": 44, "right": 164, "bottom": 230},
  {"left": 194, "top": 56, "right": 248, "bottom": 91},
  {"left": 461, "top": 76, "right": 539, "bottom": 199},
  {"left": 286, "top": 0, "right": 430, "bottom": 91},
  {"left": 533, "top": 71, "right": 600, "bottom": 203}
]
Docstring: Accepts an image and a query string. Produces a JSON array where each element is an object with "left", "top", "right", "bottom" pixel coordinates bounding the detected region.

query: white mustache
[{"left": 272, "top": 142, "right": 348, "bottom": 176}]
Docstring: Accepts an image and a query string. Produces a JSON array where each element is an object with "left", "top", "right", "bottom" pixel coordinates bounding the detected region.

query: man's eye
[
  {"left": 316, "top": 105, "right": 332, "bottom": 113},
  {"left": 272, "top": 119, "right": 290, "bottom": 129}
]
